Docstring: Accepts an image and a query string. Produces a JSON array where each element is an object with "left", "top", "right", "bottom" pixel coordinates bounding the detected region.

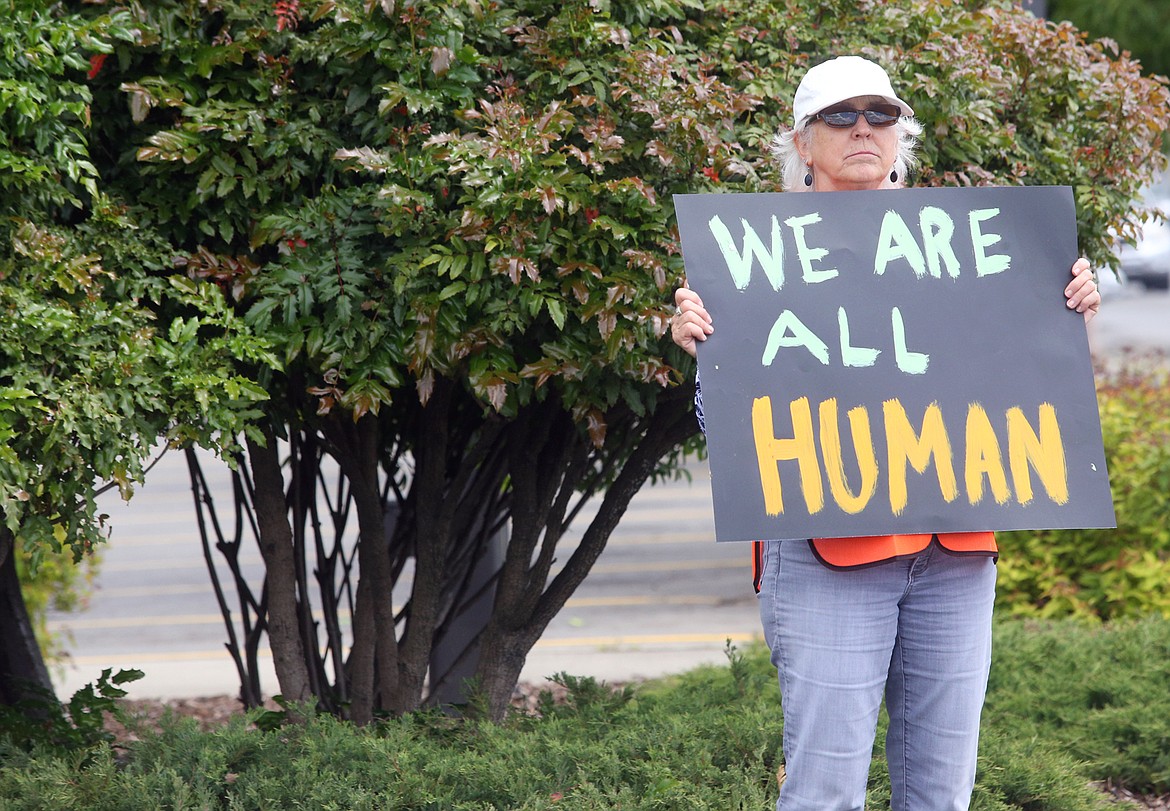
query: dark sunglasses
[{"left": 814, "top": 103, "right": 901, "bottom": 128}]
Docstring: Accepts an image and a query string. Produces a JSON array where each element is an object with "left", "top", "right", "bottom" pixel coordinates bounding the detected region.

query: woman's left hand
[{"left": 1065, "top": 258, "right": 1100, "bottom": 325}]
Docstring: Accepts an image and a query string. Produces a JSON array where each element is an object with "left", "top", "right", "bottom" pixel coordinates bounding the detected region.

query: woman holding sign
[{"left": 671, "top": 56, "right": 1100, "bottom": 811}]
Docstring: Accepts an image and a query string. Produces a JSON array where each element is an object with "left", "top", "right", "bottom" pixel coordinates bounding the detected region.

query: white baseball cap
[{"left": 792, "top": 56, "right": 913, "bottom": 128}]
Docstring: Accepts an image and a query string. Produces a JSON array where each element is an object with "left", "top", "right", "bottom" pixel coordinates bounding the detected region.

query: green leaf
[{"left": 545, "top": 296, "right": 566, "bottom": 330}]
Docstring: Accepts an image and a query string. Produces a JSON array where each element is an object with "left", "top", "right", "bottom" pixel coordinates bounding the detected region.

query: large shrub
[
  {"left": 59, "top": 0, "right": 1170, "bottom": 722},
  {"left": 0, "top": 0, "right": 270, "bottom": 707},
  {"left": 997, "top": 358, "right": 1170, "bottom": 620}
]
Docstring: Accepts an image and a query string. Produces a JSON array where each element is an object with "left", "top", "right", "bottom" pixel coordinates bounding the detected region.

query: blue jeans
[{"left": 756, "top": 539, "right": 996, "bottom": 811}]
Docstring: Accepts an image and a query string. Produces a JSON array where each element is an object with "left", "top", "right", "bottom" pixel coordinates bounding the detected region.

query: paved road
[
  {"left": 48, "top": 284, "right": 1166, "bottom": 701},
  {"left": 49, "top": 452, "right": 760, "bottom": 700}
]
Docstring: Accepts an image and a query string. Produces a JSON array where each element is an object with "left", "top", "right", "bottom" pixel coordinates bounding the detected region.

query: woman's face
[{"left": 796, "top": 95, "right": 899, "bottom": 192}]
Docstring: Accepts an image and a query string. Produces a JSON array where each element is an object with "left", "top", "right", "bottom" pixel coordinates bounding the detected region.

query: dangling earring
[
  {"left": 890, "top": 168, "right": 898, "bottom": 183},
  {"left": 804, "top": 170, "right": 813, "bottom": 187}
]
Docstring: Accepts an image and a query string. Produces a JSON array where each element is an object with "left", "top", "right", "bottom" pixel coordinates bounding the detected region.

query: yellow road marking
[
  {"left": 63, "top": 649, "right": 274, "bottom": 665},
  {"left": 563, "top": 595, "right": 720, "bottom": 607},
  {"left": 93, "top": 584, "right": 212, "bottom": 598},
  {"left": 78, "top": 589, "right": 719, "bottom": 607},
  {"left": 577, "top": 558, "right": 744, "bottom": 575},
  {"left": 59, "top": 632, "right": 762, "bottom": 666},
  {"left": 534, "top": 632, "right": 760, "bottom": 648},
  {"left": 51, "top": 613, "right": 263, "bottom": 631},
  {"left": 95, "top": 543, "right": 740, "bottom": 573},
  {"left": 48, "top": 592, "right": 743, "bottom": 632}
]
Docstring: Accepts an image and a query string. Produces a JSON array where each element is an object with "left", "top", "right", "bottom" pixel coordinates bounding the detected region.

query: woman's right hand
[{"left": 670, "top": 284, "right": 714, "bottom": 358}]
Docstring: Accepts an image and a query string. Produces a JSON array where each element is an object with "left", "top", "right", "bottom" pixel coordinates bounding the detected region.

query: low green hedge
[
  {"left": 998, "top": 357, "right": 1170, "bottom": 620},
  {"left": 7, "top": 618, "right": 1170, "bottom": 809}
]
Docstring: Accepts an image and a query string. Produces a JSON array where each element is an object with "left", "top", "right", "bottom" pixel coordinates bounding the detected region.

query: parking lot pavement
[{"left": 1089, "top": 283, "right": 1169, "bottom": 359}]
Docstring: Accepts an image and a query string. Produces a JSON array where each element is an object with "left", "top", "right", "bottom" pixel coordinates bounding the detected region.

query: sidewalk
[{"left": 53, "top": 631, "right": 763, "bottom": 701}]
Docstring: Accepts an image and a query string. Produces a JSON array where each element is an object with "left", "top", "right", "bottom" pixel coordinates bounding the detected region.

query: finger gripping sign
[{"left": 674, "top": 186, "right": 1115, "bottom": 542}]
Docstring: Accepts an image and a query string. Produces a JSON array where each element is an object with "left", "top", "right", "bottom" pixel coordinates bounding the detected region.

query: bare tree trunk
[
  {"left": 246, "top": 429, "right": 312, "bottom": 711},
  {"left": 473, "top": 627, "right": 537, "bottom": 718},
  {"left": 348, "top": 564, "right": 380, "bottom": 725},
  {"left": 476, "top": 391, "right": 699, "bottom": 719},
  {"left": 0, "top": 527, "right": 54, "bottom": 707},
  {"left": 184, "top": 380, "right": 696, "bottom": 724},
  {"left": 387, "top": 381, "right": 456, "bottom": 714},
  {"left": 323, "top": 412, "right": 399, "bottom": 723}
]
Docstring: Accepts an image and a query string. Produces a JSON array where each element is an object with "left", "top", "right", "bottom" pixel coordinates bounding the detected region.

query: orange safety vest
[{"left": 751, "top": 532, "right": 997, "bottom": 591}]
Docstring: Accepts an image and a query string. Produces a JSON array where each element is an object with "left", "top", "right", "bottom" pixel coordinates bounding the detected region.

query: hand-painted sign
[{"left": 674, "top": 186, "right": 1115, "bottom": 542}]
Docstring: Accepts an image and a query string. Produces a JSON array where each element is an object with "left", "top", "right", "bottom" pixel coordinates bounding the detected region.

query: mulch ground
[
  {"left": 1093, "top": 781, "right": 1170, "bottom": 810},
  {"left": 104, "top": 681, "right": 566, "bottom": 743}
]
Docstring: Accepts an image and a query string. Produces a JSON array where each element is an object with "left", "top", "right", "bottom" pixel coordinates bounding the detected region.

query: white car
[{"left": 1117, "top": 170, "right": 1170, "bottom": 291}]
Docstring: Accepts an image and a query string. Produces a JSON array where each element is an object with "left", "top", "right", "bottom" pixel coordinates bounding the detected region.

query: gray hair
[{"left": 772, "top": 115, "right": 924, "bottom": 191}]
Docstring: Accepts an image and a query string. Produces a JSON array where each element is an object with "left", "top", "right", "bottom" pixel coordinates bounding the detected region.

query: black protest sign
[{"left": 674, "top": 186, "right": 1115, "bottom": 543}]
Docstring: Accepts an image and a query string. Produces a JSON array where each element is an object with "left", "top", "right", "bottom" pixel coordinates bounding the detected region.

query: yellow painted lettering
[
  {"left": 818, "top": 398, "right": 879, "bottom": 514},
  {"left": 752, "top": 396, "right": 824, "bottom": 516},
  {"left": 883, "top": 399, "right": 958, "bottom": 515},
  {"left": 964, "top": 403, "right": 1010, "bottom": 505},
  {"left": 1007, "top": 403, "right": 1068, "bottom": 505}
]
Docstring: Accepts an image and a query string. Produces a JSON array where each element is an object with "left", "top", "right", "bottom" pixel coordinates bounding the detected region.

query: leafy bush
[
  {"left": 14, "top": 544, "right": 97, "bottom": 664},
  {"left": 997, "top": 357, "right": 1170, "bottom": 620},
  {"left": 986, "top": 617, "right": 1170, "bottom": 795},
  {"left": 0, "top": 1, "right": 271, "bottom": 560},
  {"left": 8, "top": 624, "right": 1170, "bottom": 809},
  {"left": 0, "top": 668, "right": 142, "bottom": 756},
  {"left": 1050, "top": 0, "right": 1170, "bottom": 81}
]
